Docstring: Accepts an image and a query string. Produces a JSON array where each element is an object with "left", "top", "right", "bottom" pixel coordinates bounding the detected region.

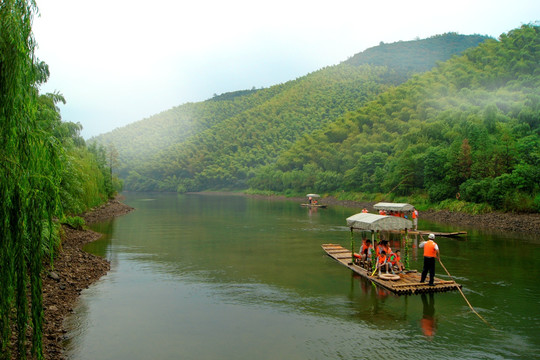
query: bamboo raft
[
  {"left": 301, "top": 203, "right": 327, "bottom": 208},
  {"left": 322, "top": 243, "right": 461, "bottom": 295}
]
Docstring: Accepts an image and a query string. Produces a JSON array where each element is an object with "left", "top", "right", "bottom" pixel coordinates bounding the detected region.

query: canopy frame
[
  {"left": 346, "top": 213, "right": 412, "bottom": 231},
  {"left": 373, "top": 202, "right": 414, "bottom": 212}
]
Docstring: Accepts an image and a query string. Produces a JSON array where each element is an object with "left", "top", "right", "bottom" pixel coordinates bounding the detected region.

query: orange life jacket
[
  {"left": 412, "top": 210, "right": 418, "bottom": 219},
  {"left": 389, "top": 253, "right": 400, "bottom": 264},
  {"left": 378, "top": 254, "right": 387, "bottom": 264},
  {"left": 423, "top": 240, "right": 437, "bottom": 258},
  {"left": 376, "top": 244, "right": 384, "bottom": 256},
  {"left": 360, "top": 243, "right": 372, "bottom": 255}
]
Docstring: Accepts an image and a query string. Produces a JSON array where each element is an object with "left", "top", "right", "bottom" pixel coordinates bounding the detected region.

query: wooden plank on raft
[
  {"left": 327, "top": 250, "right": 352, "bottom": 254},
  {"left": 392, "top": 280, "right": 457, "bottom": 288}
]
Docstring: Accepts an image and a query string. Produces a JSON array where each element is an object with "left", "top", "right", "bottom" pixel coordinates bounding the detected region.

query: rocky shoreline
[{"left": 41, "top": 197, "right": 134, "bottom": 359}]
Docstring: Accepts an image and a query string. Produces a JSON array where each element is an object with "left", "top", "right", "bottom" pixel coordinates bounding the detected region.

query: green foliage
[
  {"left": 344, "top": 32, "right": 490, "bottom": 80},
  {"left": 0, "top": 1, "right": 56, "bottom": 357},
  {"left": 94, "top": 33, "right": 488, "bottom": 194},
  {"left": 257, "top": 24, "right": 540, "bottom": 212},
  {"left": 61, "top": 216, "right": 86, "bottom": 231},
  {"left": 0, "top": 2, "right": 117, "bottom": 357}
]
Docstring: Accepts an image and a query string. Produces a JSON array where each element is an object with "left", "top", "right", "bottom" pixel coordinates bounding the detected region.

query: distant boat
[
  {"left": 373, "top": 202, "right": 467, "bottom": 238},
  {"left": 301, "top": 203, "right": 327, "bottom": 208},
  {"left": 301, "top": 193, "right": 327, "bottom": 208}
]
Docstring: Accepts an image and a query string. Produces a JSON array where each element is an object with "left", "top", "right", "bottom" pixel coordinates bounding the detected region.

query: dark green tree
[{"left": 0, "top": 1, "right": 61, "bottom": 358}]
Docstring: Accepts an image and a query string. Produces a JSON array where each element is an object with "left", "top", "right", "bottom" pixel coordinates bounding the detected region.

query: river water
[{"left": 65, "top": 192, "right": 540, "bottom": 359}]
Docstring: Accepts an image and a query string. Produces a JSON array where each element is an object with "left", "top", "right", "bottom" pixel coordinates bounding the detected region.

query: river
[{"left": 64, "top": 192, "right": 540, "bottom": 359}]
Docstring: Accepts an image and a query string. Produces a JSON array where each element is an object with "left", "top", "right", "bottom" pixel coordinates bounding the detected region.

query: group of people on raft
[
  {"left": 353, "top": 238, "right": 404, "bottom": 275},
  {"left": 353, "top": 232, "right": 440, "bottom": 285}
]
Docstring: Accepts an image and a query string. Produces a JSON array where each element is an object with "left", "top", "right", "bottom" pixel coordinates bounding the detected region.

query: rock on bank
[{"left": 41, "top": 197, "right": 134, "bottom": 359}]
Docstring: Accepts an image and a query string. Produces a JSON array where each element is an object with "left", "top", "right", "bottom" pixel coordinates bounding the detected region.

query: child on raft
[
  {"left": 389, "top": 249, "right": 404, "bottom": 273},
  {"left": 377, "top": 250, "right": 393, "bottom": 275}
]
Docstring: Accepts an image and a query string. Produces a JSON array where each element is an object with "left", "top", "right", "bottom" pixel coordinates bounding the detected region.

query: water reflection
[
  {"left": 420, "top": 293, "right": 436, "bottom": 339},
  {"left": 67, "top": 193, "right": 540, "bottom": 360}
]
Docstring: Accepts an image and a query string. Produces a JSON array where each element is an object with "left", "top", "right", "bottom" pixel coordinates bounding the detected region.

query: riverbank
[
  {"left": 41, "top": 197, "right": 134, "bottom": 359},
  {"left": 245, "top": 193, "right": 540, "bottom": 234}
]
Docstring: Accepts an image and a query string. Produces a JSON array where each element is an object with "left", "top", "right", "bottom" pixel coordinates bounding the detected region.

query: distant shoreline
[{"left": 194, "top": 191, "right": 540, "bottom": 235}]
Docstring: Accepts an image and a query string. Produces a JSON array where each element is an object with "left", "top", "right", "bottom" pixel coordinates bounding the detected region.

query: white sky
[{"left": 32, "top": 0, "right": 539, "bottom": 138}]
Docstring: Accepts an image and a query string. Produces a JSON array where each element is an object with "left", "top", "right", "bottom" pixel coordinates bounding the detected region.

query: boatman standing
[{"left": 419, "top": 233, "right": 439, "bottom": 286}]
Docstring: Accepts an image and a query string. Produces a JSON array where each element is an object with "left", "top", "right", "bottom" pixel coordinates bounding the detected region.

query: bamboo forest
[{"left": 94, "top": 25, "right": 540, "bottom": 213}]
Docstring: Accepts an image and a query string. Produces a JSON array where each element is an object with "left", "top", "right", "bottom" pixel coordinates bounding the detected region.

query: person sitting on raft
[
  {"left": 381, "top": 240, "right": 392, "bottom": 256},
  {"left": 375, "top": 240, "right": 385, "bottom": 257},
  {"left": 389, "top": 249, "right": 404, "bottom": 273},
  {"left": 377, "top": 251, "right": 392, "bottom": 275},
  {"left": 359, "top": 239, "right": 373, "bottom": 267},
  {"left": 353, "top": 238, "right": 372, "bottom": 266}
]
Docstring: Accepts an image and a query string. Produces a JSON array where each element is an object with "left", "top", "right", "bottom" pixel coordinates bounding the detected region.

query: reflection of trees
[{"left": 85, "top": 220, "right": 117, "bottom": 260}]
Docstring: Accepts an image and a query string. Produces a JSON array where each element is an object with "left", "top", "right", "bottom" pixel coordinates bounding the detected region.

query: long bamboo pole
[{"left": 438, "top": 258, "right": 494, "bottom": 329}]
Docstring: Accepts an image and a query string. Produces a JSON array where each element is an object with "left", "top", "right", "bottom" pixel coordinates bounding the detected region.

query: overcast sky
[{"left": 32, "top": 0, "right": 539, "bottom": 139}]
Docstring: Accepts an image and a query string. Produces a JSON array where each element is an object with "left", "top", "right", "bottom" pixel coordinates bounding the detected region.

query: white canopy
[
  {"left": 306, "top": 194, "right": 320, "bottom": 198},
  {"left": 346, "top": 213, "right": 412, "bottom": 231},
  {"left": 373, "top": 202, "right": 414, "bottom": 212}
]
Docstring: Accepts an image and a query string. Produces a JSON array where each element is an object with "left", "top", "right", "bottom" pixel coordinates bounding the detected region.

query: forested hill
[
  {"left": 344, "top": 33, "right": 489, "bottom": 81},
  {"left": 251, "top": 24, "right": 540, "bottom": 212},
  {"left": 92, "top": 33, "right": 489, "bottom": 190}
]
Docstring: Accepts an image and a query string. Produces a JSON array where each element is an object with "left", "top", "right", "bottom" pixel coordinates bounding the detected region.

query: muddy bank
[
  {"left": 41, "top": 197, "right": 134, "bottom": 359},
  {"left": 246, "top": 193, "right": 540, "bottom": 234}
]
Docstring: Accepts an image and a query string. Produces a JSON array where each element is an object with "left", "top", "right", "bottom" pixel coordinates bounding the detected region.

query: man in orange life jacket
[{"left": 419, "top": 233, "right": 439, "bottom": 286}]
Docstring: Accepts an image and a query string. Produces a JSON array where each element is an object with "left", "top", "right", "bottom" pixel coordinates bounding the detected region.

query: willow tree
[{"left": 1, "top": 1, "right": 61, "bottom": 359}]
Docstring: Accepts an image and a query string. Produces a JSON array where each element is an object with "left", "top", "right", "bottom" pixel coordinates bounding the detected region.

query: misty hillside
[
  {"left": 249, "top": 24, "right": 540, "bottom": 212},
  {"left": 92, "top": 33, "right": 489, "bottom": 189},
  {"left": 344, "top": 33, "right": 490, "bottom": 78}
]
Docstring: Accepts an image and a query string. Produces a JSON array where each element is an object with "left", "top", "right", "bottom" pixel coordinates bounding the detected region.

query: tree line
[{"left": 0, "top": 1, "right": 120, "bottom": 358}]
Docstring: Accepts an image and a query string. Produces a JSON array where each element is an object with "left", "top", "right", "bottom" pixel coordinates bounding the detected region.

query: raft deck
[{"left": 322, "top": 243, "right": 461, "bottom": 295}]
